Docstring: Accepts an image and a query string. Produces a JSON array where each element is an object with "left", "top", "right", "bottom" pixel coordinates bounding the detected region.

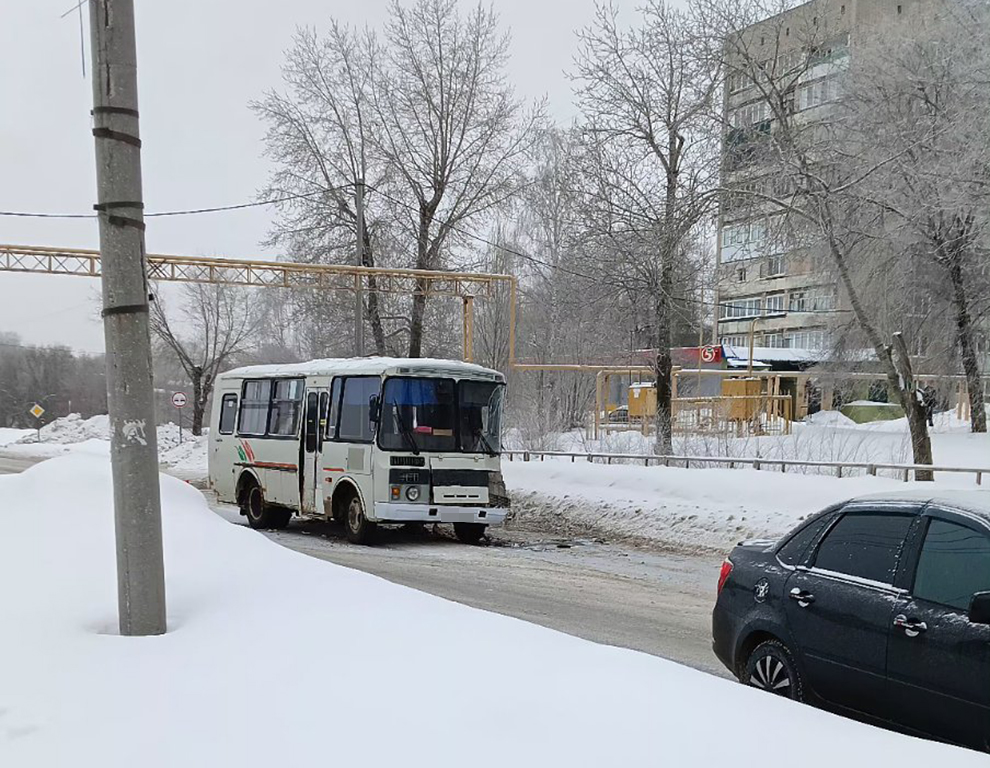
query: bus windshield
[
  {"left": 378, "top": 377, "right": 504, "bottom": 454},
  {"left": 458, "top": 380, "right": 503, "bottom": 455}
]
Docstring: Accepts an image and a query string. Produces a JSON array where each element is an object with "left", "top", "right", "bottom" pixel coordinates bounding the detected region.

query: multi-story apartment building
[{"left": 715, "top": 0, "right": 924, "bottom": 351}]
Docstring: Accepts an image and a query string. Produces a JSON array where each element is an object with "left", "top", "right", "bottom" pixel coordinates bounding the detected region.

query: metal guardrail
[{"left": 503, "top": 450, "right": 990, "bottom": 485}]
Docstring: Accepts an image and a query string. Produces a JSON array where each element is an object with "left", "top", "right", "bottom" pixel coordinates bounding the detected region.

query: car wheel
[
  {"left": 344, "top": 493, "right": 377, "bottom": 545},
  {"left": 744, "top": 640, "right": 804, "bottom": 701},
  {"left": 243, "top": 484, "right": 291, "bottom": 530},
  {"left": 453, "top": 522, "right": 487, "bottom": 545}
]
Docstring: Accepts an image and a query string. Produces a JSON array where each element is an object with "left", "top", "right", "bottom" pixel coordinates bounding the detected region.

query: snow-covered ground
[
  {"left": 4, "top": 414, "right": 208, "bottom": 475},
  {"left": 0, "top": 453, "right": 982, "bottom": 767},
  {"left": 0, "top": 427, "right": 32, "bottom": 447},
  {"left": 502, "top": 460, "right": 973, "bottom": 552},
  {"left": 509, "top": 407, "right": 990, "bottom": 472},
  {"left": 8, "top": 411, "right": 990, "bottom": 552}
]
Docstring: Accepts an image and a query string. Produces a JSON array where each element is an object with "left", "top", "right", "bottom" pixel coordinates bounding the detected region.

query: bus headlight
[{"left": 405, "top": 486, "right": 421, "bottom": 502}]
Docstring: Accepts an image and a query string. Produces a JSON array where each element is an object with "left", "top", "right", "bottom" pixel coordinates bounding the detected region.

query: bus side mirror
[
  {"left": 369, "top": 394, "right": 381, "bottom": 423},
  {"left": 969, "top": 592, "right": 990, "bottom": 625}
]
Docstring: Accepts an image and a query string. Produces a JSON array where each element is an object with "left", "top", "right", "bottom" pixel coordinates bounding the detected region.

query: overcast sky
[{"left": 0, "top": 0, "right": 637, "bottom": 353}]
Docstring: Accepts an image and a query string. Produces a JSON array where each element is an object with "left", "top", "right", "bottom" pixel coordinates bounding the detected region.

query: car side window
[
  {"left": 218, "top": 393, "right": 238, "bottom": 435},
  {"left": 913, "top": 518, "right": 990, "bottom": 611},
  {"left": 777, "top": 514, "right": 833, "bottom": 566},
  {"left": 812, "top": 512, "right": 913, "bottom": 585}
]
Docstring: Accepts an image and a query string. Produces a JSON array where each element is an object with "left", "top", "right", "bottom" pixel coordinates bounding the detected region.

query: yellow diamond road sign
[{"left": 30, "top": 404, "right": 45, "bottom": 419}]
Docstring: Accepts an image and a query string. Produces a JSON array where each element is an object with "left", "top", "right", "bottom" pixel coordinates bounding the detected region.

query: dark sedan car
[{"left": 712, "top": 491, "right": 990, "bottom": 751}]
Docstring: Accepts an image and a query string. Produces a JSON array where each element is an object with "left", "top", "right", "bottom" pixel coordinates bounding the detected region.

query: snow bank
[
  {"left": 6, "top": 415, "right": 208, "bottom": 473},
  {"left": 159, "top": 433, "right": 209, "bottom": 477},
  {"left": 15, "top": 413, "right": 111, "bottom": 444},
  {"left": 1, "top": 455, "right": 981, "bottom": 766},
  {"left": 503, "top": 459, "right": 990, "bottom": 552},
  {"left": 0, "top": 427, "right": 32, "bottom": 447}
]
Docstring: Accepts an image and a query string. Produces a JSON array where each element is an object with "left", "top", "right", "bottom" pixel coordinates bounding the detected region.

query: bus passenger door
[{"left": 299, "top": 389, "right": 327, "bottom": 515}]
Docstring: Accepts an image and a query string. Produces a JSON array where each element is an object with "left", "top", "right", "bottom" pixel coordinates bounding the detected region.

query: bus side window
[
  {"left": 238, "top": 380, "right": 271, "bottom": 436},
  {"left": 326, "top": 378, "right": 342, "bottom": 439},
  {"left": 338, "top": 377, "right": 381, "bottom": 443},
  {"left": 268, "top": 378, "right": 305, "bottom": 437},
  {"left": 218, "top": 394, "right": 238, "bottom": 435}
]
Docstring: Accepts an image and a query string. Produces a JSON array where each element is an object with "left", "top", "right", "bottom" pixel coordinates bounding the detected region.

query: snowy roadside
[
  {"left": 8, "top": 412, "right": 990, "bottom": 554},
  {"left": 502, "top": 460, "right": 990, "bottom": 553},
  {"left": 3, "top": 413, "right": 208, "bottom": 478},
  {"left": 0, "top": 453, "right": 982, "bottom": 767}
]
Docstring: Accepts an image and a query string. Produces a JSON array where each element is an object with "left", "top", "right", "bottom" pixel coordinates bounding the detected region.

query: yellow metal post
[{"left": 462, "top": 296, "right": 474, "bottom": 363}]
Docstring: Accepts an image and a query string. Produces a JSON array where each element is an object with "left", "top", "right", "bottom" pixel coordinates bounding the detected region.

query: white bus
[{"left": 208, "top": 357, "right": 509, "bottom": 544}]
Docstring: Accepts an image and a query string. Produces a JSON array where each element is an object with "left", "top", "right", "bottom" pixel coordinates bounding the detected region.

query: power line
[{"left": 0, "top": 187, "right": 352, "bottom": 221}]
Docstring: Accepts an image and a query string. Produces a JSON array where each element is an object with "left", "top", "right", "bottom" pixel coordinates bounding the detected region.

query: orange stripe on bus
[{"left": 323, "top": 467, "right": 345, "bottom": 473}]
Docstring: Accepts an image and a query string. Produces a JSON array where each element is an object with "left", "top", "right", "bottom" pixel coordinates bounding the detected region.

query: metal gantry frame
[{"left": 0, "top": 243, "right": 518, "bottom": 365}]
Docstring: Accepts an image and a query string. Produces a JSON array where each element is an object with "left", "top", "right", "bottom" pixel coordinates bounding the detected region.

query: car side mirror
[
  {"left": 969, "top": 592, "right": 990, "bottom": 625},
  {"left": 369, "top": 394, "right": 381, "bottom": 423}
]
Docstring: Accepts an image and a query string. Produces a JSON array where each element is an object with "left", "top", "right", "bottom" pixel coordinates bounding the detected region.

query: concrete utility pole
[
  {"left": 89, "top": 0, "right": 167, "bottom": 636},
  {"left": 354, "top": 179, "right": 366, "bottom": 357}
]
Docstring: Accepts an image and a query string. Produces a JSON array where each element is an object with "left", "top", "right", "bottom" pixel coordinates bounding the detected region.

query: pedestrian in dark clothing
[{"left": 921, "top": 384, "right": 937, "bottom": 427}]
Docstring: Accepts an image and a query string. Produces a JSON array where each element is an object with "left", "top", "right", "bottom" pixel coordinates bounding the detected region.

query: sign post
[
  {"left": 29, "top": 403, "right": 45, "bottom": 443},
  {"left": 171, "top": 392, "right": 187, "bottom": 444}
]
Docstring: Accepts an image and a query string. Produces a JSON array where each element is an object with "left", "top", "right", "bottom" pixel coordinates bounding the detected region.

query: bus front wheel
[
  {"left": 454, "top": 522, "right": 487, "bottom": 545},
  {"left": 345, "top": 494, "right": 377, "bottom": 545},
  {"left": 243, "top": 483, "right": 291, "bottom": 530}
]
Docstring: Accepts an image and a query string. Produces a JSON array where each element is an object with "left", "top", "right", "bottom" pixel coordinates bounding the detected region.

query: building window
[
  {"left": 764, "top": 332, "right": 787, "bottom": 348},
  {"left": 789, "top": 290, "right": 808, "bottom": 312},
  {"left": 737, "top": 267, "right": 747, "bottom": 282},
  {"left": 729, "top": 100, "right": 769, "bottom": 128},
  {"left": 720, "top": 296, "right": 763, "bottom": 320},
  {"left": 763, "top": 253, "right": 785, "bottom": 277},
  {"left": 797, "top": 78, "right": 840, "bottom": 111},
  {"left": 765, "top": 293, "right": 785, "bottom": 315},
  {"left": 786, "top": 329, "right": 826, "bottom": 350},
  {"left": 720, "top": 335, "right": 749, "bottom": 347}
]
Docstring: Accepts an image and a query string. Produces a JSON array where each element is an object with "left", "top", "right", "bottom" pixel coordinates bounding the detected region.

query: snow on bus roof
[{"left": 220, "top": 356, "right": 504, "bottom": 381}]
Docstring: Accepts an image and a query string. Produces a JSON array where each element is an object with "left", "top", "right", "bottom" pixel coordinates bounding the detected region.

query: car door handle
[
  {"left": 789, "top": 587, "right": 815, "bottom": 606},
  {"left": 893, "top": 614, "right": 927, "bottom": 637}
]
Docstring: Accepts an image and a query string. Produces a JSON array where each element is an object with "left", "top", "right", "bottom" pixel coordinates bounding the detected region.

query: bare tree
[
  {"left": 150, "top": 284, "right": 259, "bottom": 436},
  {"left": 705, "top": 0, "right": 938, "bottom": 474},
  {"left": 253, "top": 24, "right": 388, "bottom": 354},
  {"left": 370, "top": 0, "right": 542, "bottom": 357},
  {"left": 840, "top": 0, "right": 990, "bottom": 432},
  {"left": 573, "top": 1, "right": 722, "bottom": 454}
]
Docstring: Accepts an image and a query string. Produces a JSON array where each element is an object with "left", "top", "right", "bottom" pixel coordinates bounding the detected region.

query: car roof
[{"left": 844, "top": 489, "right": 990, "bottom": 520}]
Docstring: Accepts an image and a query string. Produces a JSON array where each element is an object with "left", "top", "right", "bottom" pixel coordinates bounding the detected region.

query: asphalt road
[
  {"left": 213, "top": 499, "right": 727, "bottom": 676},
  {"left": 2, "top": 449, "right": 727, "bottom": 677},
  {"left": 0, "top": 455, "right": 38, "bottom": 475}
]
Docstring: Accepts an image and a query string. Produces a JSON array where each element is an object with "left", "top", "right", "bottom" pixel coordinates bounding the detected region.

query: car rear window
[
  {"left": 777, "top": 514, "right": 833, "bottom": 566},
  {"left": 812, "top": 512, "right": 913, "bottom": 585}
]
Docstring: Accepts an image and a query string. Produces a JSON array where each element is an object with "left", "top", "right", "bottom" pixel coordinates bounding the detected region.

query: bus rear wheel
[
  {"left": 454, "top": 522, "right": 487, "bottom": 545},
  {"left": 345, "top": 494, "right": 377, "bottom": 545},
  {"left": 243, "top": 483, "right": 291, "bottom": 530}
]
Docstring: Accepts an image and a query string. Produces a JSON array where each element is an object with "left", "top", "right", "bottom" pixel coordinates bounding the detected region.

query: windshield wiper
[
  {"left": 475, "top": 431, "right": 497, "bottom": 457},
  {"left": 397, "top": 418, "right": 420, "bottom": 455}
]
